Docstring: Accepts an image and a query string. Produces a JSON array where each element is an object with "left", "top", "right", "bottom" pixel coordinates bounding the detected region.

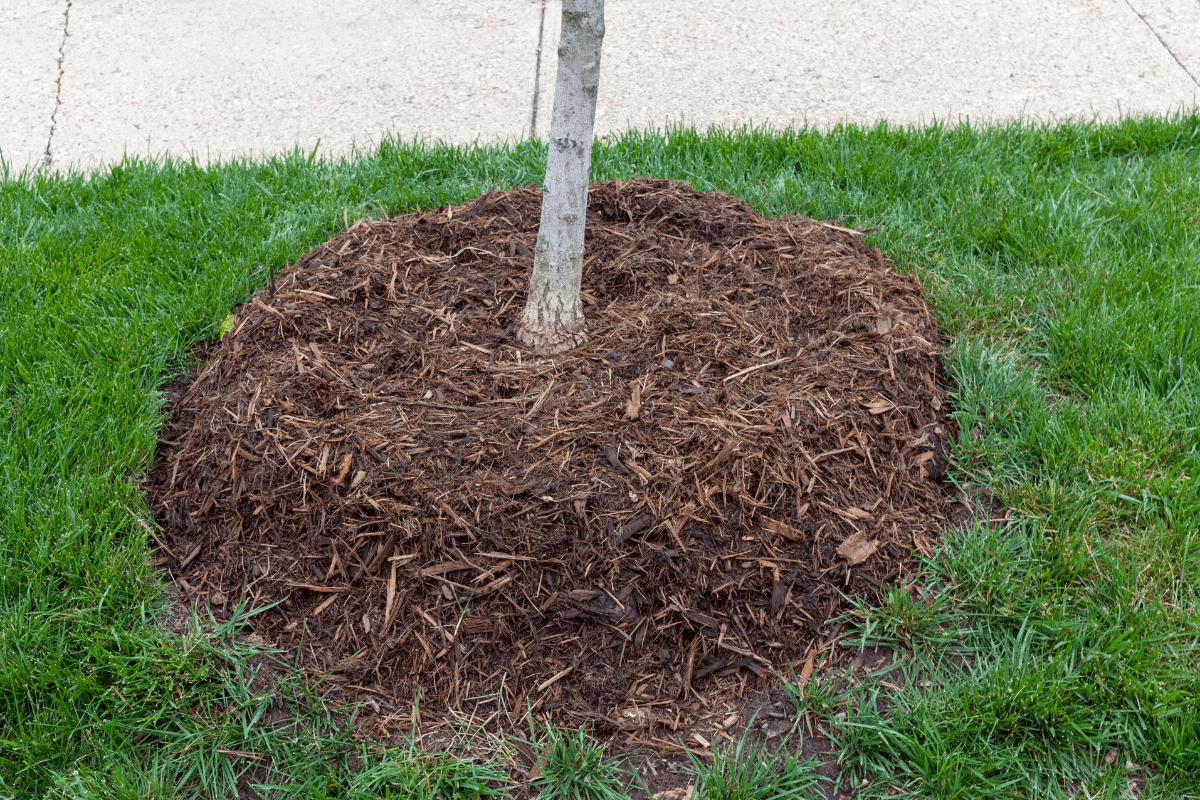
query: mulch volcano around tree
[{"left": 148, "top": 178, "right": 952, "bottom": 727}]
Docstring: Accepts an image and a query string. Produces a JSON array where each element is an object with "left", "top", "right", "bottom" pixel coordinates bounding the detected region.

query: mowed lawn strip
[{"left": 1, "top": 116, "right": 1198, "bottom": 798}]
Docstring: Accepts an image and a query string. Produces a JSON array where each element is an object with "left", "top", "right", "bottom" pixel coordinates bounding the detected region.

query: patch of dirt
[{"left": 147, "top": 178, "right": 953, "bottom": 729}]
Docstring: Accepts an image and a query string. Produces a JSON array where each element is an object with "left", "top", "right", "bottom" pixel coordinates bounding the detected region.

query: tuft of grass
[
  {"left": 348, "top": 739, "right": 510, "bottom": 800},
  {"left": 685, "top": 735, "right": 824, "bottom": 800},
  {"left": 518, "top": 721, "right": 629, "bottom": 800},
  {"left": 849, "top": 583, "right": 962, "bottom": 657},
  {"left": 780, "top": 671, "right": 843, "bottom": 738}
]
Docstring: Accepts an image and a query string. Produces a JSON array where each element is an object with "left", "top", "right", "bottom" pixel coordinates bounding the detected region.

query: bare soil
[{"left": 147, "top": 178, "right": 953, "bottom": 735}]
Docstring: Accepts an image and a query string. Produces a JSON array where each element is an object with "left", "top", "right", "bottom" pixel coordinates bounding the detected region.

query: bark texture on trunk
[{"left": 517, "top": 0, "right": 605, "bottom": 354}]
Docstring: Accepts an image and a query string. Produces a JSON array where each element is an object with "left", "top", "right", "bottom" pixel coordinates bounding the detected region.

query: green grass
[
  {"left": 1, "top": 114, "right": 1198, "bottom": 798},
  {"left": 685, "top": 736, "right": 824, "bottom": 800},
  {"left": 518, "top": 722, "right": 629, "bottom": 800},
  {"left": 780, "top": 662, "right": 844, "bottom": 739}
]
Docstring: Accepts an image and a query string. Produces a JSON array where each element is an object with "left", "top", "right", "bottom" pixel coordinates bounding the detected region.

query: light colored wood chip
[
  {"left": 819, "top": 221, "right": 868, "bottom": 235},
  {"left": 419, "top": 561, "right": 474, "bottom": 578},
  {"left": 836, "top": 531, "right": 879, "bottom": 565},
  {"left": 287, "top": 582, "right": 348, "bottom": 593},
  {"left": 313, "top": 594, "right": 339, "bottom": 616},
  {"left": 536, "top": 664, "right": 574, "bottom": 692},
  {"left": 476, "top": 551, "right": 538, "bottom": 561},
  {"left": 473, "top": 559, "right": 513, "bottom": 584},
  {"left": 623, "top": 380, "right": 642, "bottom": 421},
  {"left": 473, "top": 574, "right": 513, "bottom": 597},
  {"left": 863, "top": 398, "right": 896, "bottom": 415},
  {"left": 722, "top": 355, "right": 793, "bottom": 384},
  {"left": 295, "top": 289, "right": 338, "bottom": 300},
  {"left": 762, "top": 516, "right": 802, "bottom": 540},
  {"left": 383, "top": 558, "right": 398, "bottom": 627},
  {"left": 797, "top": 650, "right": 816, "bottom": 689},
  {"left": 335, "top": 452, "right": 354, "bottom": 484}
]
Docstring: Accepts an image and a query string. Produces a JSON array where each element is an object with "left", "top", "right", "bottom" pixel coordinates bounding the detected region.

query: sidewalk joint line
[
  {"left": 1121, "top": 0, "right": 1200, "bottom": 90},
  {"left": 44, "top": 0, "right": 72, "bottom": 167},
  {"left": 529, "top": 0, "right": 548, "bottom": 137}
]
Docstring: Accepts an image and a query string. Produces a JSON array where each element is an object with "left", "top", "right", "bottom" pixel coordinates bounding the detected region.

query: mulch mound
[{"left": 148, "top": 178, "right": 952, "bottom": 726}]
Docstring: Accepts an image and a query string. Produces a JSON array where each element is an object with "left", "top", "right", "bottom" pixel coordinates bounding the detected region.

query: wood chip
[
  {"left": 419, "top": 561, "right": 474, "bottom": 578},
  {"left": 836, "top": 531, "right": 879, "bottom": 566},
  {"left": 623, "top": 380, "right": 642, "bottom": 421},
  {"left": 313, "top": 593, "right": 340, "bottom": 616},
  {"left": 653, "top": 786, "right": 694, "bottom": 800},
  {"left": 863, "top": 398, "right": 896, "bottom": 415},
  {"left": 536, "top": 664, "right": 574, "bottom": 692},
  {"left": 722, "top": 355, "right": 793, "bottom": 384},
  {"left": 383, "top": 557, "right": 398, "bottom": 628},
  {"left": 287, "top": 582, "right": 349, "bottom": 593},
  {"left": 762, "top": 516, "right": 802, "bottom": 540},
  {"left": 178, "top": 543, "right": 202, "bottom": 570},
  {"left": 797, "top": 650, "right": 816, "bottom": 689},
  {"left": 822, "top": 501, "right": 871, "bottom": 521},
  {"left": 472, "top": 574, "right": 513, "bottom": 597}
]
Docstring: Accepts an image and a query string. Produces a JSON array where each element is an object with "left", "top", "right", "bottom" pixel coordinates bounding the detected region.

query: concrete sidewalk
[{"left": 3, "top": 0, "right": 1198, "bottom": 172}]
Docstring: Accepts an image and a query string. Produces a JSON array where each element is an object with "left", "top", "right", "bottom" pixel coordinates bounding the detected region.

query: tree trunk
[{"left": 517, "top": 0, "right": 605, "bottom": 354}]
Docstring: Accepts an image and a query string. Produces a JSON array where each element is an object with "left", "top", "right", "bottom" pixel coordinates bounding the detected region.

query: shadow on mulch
[{"left": 147, "top": 179, "right": 955, "bottom": 769}]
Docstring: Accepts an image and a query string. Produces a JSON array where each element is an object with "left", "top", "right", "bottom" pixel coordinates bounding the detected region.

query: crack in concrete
[
  {"left": 529, "top": 0, "right": 548, "bottom": 137},
  {"left": 1122, "top": 0, "right": 1200, "bottom": 90},
  {"left": 44, "top": 0, "right": 72, "bottom": 167}
]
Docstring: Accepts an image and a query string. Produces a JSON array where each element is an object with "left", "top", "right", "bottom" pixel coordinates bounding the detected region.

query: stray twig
[{"left": 723, "top": 356, "right": 793, "bottom": 384}]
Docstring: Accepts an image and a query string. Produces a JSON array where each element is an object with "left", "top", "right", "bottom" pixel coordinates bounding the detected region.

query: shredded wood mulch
[{"left": 148, "top": 178, "right": 953, "bottom": 727}]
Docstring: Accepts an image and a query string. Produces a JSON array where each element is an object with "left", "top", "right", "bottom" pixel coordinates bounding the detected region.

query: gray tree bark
[{"left": 517, "top": 0, "right": 605, "bottom": 354}]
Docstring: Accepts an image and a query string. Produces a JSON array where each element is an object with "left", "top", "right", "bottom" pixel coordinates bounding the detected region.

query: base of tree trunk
[{"left": 515, "top": 318, "right": 588, "bottom": 354}]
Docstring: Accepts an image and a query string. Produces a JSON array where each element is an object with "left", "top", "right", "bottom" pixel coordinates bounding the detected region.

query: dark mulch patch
[{"left": 147, "top": 178, "right": 952, "bottom": 728}]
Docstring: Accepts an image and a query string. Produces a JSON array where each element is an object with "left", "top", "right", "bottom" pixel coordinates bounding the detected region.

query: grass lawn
[{"left": 1, "top": 116, "right": 1198, "bottom": 799}]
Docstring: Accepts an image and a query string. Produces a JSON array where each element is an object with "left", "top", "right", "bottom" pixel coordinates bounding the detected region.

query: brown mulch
[{"left": 147, "top": 178, "right": 952, "bottom": 728}]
